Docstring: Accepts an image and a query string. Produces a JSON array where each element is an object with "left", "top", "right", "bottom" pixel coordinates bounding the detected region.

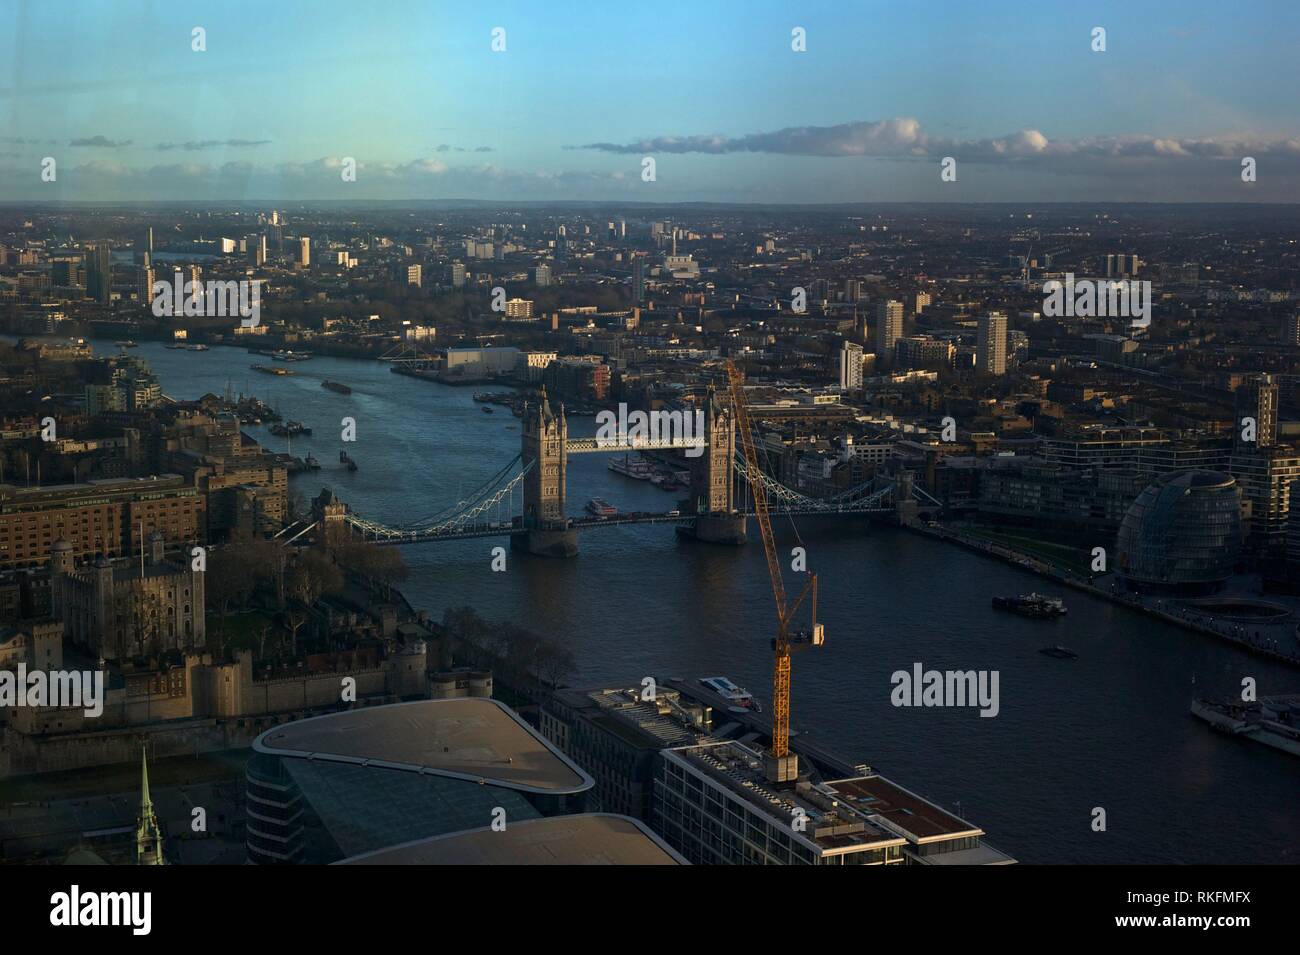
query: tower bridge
[{"left": 315, "top": 389, "right": 940, "bottom": 554}]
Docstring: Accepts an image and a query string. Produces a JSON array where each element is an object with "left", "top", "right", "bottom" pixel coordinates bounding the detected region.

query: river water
[{"left": 121, "top": 340, "right": 1299, "bottom": 864}]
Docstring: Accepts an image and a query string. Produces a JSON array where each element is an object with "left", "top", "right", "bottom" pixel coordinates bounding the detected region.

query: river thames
[{"left": 119, "top": 340, "right": 1300, "bottom": 864}]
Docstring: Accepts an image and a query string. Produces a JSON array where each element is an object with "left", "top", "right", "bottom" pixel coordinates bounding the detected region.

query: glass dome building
[{"left": 1115, "top": 470, "right": 1242, "bottom": 593}]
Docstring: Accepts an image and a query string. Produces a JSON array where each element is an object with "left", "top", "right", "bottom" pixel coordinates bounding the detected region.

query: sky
[{"left": 1, "top": 0, "right": 1299, "bottom": 203}]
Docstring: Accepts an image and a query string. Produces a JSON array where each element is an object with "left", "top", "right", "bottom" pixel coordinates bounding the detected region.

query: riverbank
[{"left": 912, "top": 521, "right": 1300, "bottom": 668}]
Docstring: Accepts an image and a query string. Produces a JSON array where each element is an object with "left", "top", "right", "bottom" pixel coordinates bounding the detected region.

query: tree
[
  {"left": 283, "top": 549, "right": 343, "bottom": 656},
  {"left": 333, "top": 539, "right": 408, "bottom": 585}
]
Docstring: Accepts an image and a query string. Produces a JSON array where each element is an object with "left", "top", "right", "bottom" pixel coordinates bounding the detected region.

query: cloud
[
  {"left": 155, "top": 139, "right": 272, "bottom": 151},
  {"left": 69, "top": 135, "right": 132, "bottom": 148},
  {"left": 573, "top": 118, "right": 1300, "bottom": 167}
]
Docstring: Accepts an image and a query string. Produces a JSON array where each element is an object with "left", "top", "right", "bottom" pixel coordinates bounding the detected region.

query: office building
[
  {"left": 245, "top": 698, "right": 596, "bottom": 864},
  {"left": 86, "top": 244, "right": 112, "bottom": 305},
  {"left": 1114, "top": 471, "right": 1243, "bottom": 593},
  {"left": 337, "top": 814, "right": 684, "bottom": 865},
  {"left": 450, "top": 261, "right": 466, "bottom": 288},
  {"left": 297, "top": 237, "right": 310, "bottom": 267},
  {"left": 533, "top": 263, "right": 551, "bottom": 287},
  {"left": 656, "top": 740, "right": 1013, "bottom": 865},
  {"left": 248, "top": 234, "right": 267, "bottom": 266},
  {"left": 976, "top": 310, "right": 1008, "bottom": 375},
  {"left": 541, "top": 685, "right": 712, "bottom": 823}
]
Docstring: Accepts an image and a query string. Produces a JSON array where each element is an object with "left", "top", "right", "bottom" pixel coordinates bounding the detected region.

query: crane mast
[{"left": 725, "top": 360, "right": 823, "bottom": 783}]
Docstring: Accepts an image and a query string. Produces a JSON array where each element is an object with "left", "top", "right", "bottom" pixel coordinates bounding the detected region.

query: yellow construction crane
[{"left": 725, "top": 360, "right": 824, "bottom": 783}]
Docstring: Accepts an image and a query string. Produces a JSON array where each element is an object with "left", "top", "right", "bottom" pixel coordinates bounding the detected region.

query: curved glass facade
[{"left": 1115, "top": 470, "right": 1242, "bottom": 593}]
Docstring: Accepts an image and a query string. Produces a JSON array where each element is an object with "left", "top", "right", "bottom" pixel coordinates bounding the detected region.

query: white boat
[
  {"left": 699, "top": 676, "right": 762, "bottom": 712},
  {"left": 1191, "top": 696, "right": 1300, "bottom": 757}
]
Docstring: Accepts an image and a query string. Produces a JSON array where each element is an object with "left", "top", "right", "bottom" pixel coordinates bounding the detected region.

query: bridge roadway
[{"left": 350, "top": 502, "right": 895, "bottom": 545}]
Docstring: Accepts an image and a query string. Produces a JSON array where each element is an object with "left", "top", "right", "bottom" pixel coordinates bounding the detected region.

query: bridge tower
[
  {"left": 681, "top": 385, "right": 747, "bottom": 545},
  {"left": 516, "top": 389, "right": 579, "bottom": 557}
]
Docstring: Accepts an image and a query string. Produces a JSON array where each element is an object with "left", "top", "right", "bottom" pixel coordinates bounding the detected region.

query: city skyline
[{"left": 2, "top": 1, "right": 1300, "bottom": 203}]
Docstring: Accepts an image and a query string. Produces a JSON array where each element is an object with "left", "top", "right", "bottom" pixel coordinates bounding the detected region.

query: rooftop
[
  {"left": 334, "top": 814, "right": 686, "bottom": 866},
  {"left": 669, "top": 741, "right": 908, "bottom": 856},
  {"left": 253, "top": 698, "right": 592, "bottom": 794},
  {"left": 823, "top": 776, "right": 984, "bottom": 843}
]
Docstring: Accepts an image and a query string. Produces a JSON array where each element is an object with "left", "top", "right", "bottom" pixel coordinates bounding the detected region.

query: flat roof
[
  {"left": 334, "top": 814, "right": 686, "bottom": 866},
  {"left": 666, "top": 742, "right": 907, "bottom": 857},
  {"left": 825, "top": 776, "right": 984, "bottom": 843},
  {"left": 253, "top": 698, "right": 592, "bottom": 794}
]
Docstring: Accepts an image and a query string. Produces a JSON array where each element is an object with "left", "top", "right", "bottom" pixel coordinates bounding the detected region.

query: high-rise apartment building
[
  {"left": 406, "top": 264, "right": 422, "bottom": 287},
  {"left": 1236, "top": 374, "right": 1278, "bottom": 449},
  {"left": 875, "top": 300, "right": 903, "bottom": 363},
  {"left": 632, "top": 259, "right": 646, "bottom": 303},
  {"left": 839, "top": 341, "right": 864, "bottom": 390},
  {"left": 976, "top": 310, "right": 1008, "bottom": 375},
  {"left": 297, "top": 237, "right": 311, "bottom": 267}
]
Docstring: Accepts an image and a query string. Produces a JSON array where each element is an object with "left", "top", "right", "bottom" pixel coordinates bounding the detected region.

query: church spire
[{"left": 135, "top": 745, "right": 165, "bottom": 865}]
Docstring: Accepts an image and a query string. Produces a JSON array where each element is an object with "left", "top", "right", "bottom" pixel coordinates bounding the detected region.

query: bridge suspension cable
[{"left": 344, "top": 456, "right": 533, "bottom": 542}]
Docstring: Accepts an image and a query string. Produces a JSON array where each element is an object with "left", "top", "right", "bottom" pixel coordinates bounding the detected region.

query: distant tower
[
  {"left": 977, "top": 310, "right": 1008, "bottom": 375},
  {"left": 135, "top": 746, "right": 165, "bottom": 865},
  {"left": 690, "top": 386, "right": 735, "bottom": 515},
  {"left": 1236, "top": 373, "right": 1278, "bottom": 449},
  {"left": 522, "top": 389, "right": 567, "bottom": 527},
  {"left": 875, "top": 300, "right": 903, "bottom": 364}
]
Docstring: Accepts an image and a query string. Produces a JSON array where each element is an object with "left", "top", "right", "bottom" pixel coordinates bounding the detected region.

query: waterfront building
[
  {"left": 541, "top": 685, "right": 713, "bottom": 823},
  {"left": 656, "top": 740, "right": 1013, "bottom": 865},
  {"left": 1227, "top": 446, "right": 1300, "bottom": 557},
  {"left": 0, "top": 475, "right": 205, "bottom": 570},
  {"left": 1114, "top": 470, "right": 1243, "bottom": 593},
  {"left": 336, "top": 813, "right": 685, "bottom": 865},
  {"left": 245, "top": 698, "right": 594, "bottom": 864}
]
